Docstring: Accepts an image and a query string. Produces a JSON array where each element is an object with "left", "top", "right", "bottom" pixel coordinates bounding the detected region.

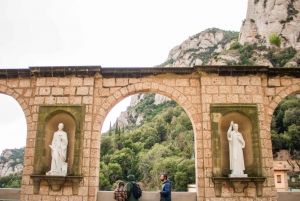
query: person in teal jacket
[{"left": 126, "top": 174, "right": 139, "bottom": 201}]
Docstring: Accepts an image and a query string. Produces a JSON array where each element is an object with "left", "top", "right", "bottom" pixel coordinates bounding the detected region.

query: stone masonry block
[
  {"left": 36, "top": 78, "right": 46, "bottom": 86},
  {"left": 245, "top": 86, "right": 258, "bottom": 94},
  {"left": 176, "top": 79, "right": 189, "bottom": 86},
  {"left": 281, "top": 78, "right": 292, "bottom": 86},
  {"left": 268, "top": 78, "right": 280, "bottom": 86},
  {"left": 232, "top": 86, "right": 245, "bottom": 94},
  {"left": 211, "top": 77, "right": 225, "bottom": 85},
  {"left": 77, "top": 87, "right": 89, "bottom": 95},
  {"left": 39, "top": 87, "right": 51, "bottom": 95},
  {"left": 206, "top": 86, "right": 218, "bottom": 94},
  {"left": 190, "top": 78, "right": 200, "bottom": 86},
  {"left": 213, "top": 94, "right": 227, "bottom": 103},
  {"left": 163, "top": 78, "right": 176, "bottom": 86},
  {"left": 57, "top": 97, "right": 69, "bottom": 104},
  {"left": 238, "top": 77, "right": 250, "bottom": 85},
  {"left": 45, "top": 96, "right": 57, "bottom": 104},
  {"left": 115, "top": 78, "right": 128, "bottom": 86},
  {"left": 51, "top": 87, "right": 63, "bottom": 95},
  {"left": 226, "top": 77, "right": 237, "bottom": 85},
  {"left": 84, "top": 77, "right": 94, "bottom": 86},
  {"left": 71, "top": 77, "right": 83, "bottom": 86},
  {"left": 103, "top": 78, "right": 115, "bottom": 87},
  {"left": 64, "top": 87, "right": 76, "bottom": 95},
  {"left": 46, "top": 77, "right": 58, "bottom": 86},
  {"left": 19, "top": 79, "right": 31, "bottom": 87},
  {"left": 219, "top": 86, "right": 231, "bottom": 94},
  {"left": 59, "top": 78, "right": 71, "bottom": 86},
  {"left": 201, "top": 77, "right": 211, "bottom": 85},
  {"left": 251, "top": 76, "right": 261, "bottom": 85}
]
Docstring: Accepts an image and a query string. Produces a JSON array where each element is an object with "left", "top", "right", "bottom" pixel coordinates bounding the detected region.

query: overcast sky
[{"left": 0, "top": 0, "right": 248, "bottom": 153}]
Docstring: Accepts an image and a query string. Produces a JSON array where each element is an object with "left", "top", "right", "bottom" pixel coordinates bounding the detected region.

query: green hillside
[{"left": 100, "top": 93, "right": 195, "bottom": 191}]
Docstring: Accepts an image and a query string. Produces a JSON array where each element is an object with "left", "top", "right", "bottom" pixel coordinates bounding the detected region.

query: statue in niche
[
  {"left": 46, "top": 123, "right": 68, "bottom": 176},
  {"left": 227, "top": 121, "right": 247, "bottom": 177}
]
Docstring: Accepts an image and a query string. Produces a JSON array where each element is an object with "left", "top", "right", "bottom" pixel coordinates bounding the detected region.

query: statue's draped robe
[
  {"left": 50, "top": 131, "right": 68, "bottom": 173},
  {"left": 228, "top": 131, "right": 245, "bottom": 174}
]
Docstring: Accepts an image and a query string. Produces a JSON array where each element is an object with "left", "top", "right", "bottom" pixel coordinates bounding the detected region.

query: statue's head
[
  {"left": 58, "top": 123, "right": 64, "bottom": 130},
  {"left": 233, "top": 123, "right": 238, "bottom": 130}
]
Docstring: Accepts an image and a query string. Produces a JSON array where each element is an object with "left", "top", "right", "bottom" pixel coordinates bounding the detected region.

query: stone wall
[{"left": 0, "top": 66, "right": 299, "bottom": 201}]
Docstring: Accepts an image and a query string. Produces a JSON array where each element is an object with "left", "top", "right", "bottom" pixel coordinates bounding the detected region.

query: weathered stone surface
[{"left": 239, "top": 0, "right": 300, "bottom": 50}]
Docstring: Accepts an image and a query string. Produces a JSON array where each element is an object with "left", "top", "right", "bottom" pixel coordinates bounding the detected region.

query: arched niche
[
  {"left": 211, "top": 104, "right": 262, "bottom": 177},
  {"left": 33, "top": 105, "right": 84, "bottom": 176},
  {"left": 219, "top": 112, "right": 253, "bottom": 175},
  {"left": 45, "top": 113, "right": 75, "bottom": 175}
]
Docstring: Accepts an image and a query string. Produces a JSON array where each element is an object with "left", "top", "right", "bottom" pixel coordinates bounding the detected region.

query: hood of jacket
[{"left": 127, "top": 174, "right": 135, "bottom": 181}]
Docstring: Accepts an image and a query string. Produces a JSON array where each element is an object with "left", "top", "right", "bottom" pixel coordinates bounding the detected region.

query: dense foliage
[
  {"left": 271, "top": 94, "right": 300, "bottom": 154},
  {"left": 0, "top": 172, "right": 22, "bottom": 188},
  {"left": 100, "top": 93, "right": 195, "bottom": 191}
]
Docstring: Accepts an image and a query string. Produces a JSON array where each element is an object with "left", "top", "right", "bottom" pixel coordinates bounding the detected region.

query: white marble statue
[
  {"left": 46, "top": 123, "right": 68, "bottom": 176},
  {"left": 227, "top": 121, "right": 247, "bottom": 177}
]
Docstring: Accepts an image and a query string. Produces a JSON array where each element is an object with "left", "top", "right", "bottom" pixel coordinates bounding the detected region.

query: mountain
[
  {"left": 0, "top": 148, "right": 24, "bottom": 188},
  {"left": 0, "top": 148, "right": 24, "bottom": 178},
  {"left": 157, "top": 1, "right": 300, "bottom": 68}
]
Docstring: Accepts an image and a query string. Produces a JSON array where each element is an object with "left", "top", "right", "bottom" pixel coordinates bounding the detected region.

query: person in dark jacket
[
  {"left": 158, "top": 174, "right": 171, "bottom": 201},
  {"left": 126, "top": 174, "right": 139, "bottom": 201},
  {"left": 113, "top": 181, "right": 127, "bottom": 201}
]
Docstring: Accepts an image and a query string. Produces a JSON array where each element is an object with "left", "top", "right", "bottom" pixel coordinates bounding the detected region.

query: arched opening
[
  {"left": 271, "top": 93, "right": 300, "bottom": 189},
  {"left": 0, "top": 93, "right": 27, "bottom": 188},
  {"left": 99, "top": 93, "right": 196, "bottom": 192}
]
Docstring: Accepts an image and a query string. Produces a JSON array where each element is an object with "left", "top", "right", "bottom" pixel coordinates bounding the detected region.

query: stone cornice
[{"left": 0, "top": 66, "right": 300, "bottom": 78}]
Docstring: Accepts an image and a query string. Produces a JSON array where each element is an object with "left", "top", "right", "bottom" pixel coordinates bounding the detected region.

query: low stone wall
[
  {"left": 97, "top": 191, "right": 197, "bottom": 201},
  {"left": 1, "top": 188, "right": 300, "bottom": 201},
  {"left": 278, "top": 191, "right": 300, "bottom": 201},
  {"left": 0, "top": 188, "right": 20, "bottom": 200}
]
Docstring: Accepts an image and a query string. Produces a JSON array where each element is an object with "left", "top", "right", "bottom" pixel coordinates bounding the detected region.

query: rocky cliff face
[
  {"left": 157, "top": 28, "right": 238, "bottom": 67},
  {"left": 239, "top": 0, "right": 300, "bottom": 50},
  {"left": 0, "top": 149, "right": 24, "bottom": 177},
  {"left": 116, "top": 94, "right": 171, "bottom": 129},
  {"left": 157, "top": 0, "right": 300, "bottom": 68}
]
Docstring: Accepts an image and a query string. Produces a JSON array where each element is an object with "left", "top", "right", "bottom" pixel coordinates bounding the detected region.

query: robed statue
[
  {"left": 46, "top": 123, "right": 68, "bottom": 176},
  {"left": 227, "top": 121, "right": 247, "bottom": 177}
]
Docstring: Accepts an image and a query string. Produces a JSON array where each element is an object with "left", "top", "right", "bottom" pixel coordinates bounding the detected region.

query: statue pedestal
[
  {"left": 211, "top": 177, "right": 265, "bottom": 197},
  {"left": 30, "top": 175, "right": 82, "bottom": 195},
  {"left": 229, "top": 174, "right": 248, "bottom": 178}
]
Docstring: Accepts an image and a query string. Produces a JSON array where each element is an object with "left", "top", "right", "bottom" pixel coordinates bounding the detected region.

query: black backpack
[{"left": 130, "top": 182, "right": 142, "bottom": 199}]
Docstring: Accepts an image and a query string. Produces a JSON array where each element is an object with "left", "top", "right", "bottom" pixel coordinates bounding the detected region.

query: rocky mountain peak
[{"left": 239, "top": 0, "right": 300, "bottom": 50}]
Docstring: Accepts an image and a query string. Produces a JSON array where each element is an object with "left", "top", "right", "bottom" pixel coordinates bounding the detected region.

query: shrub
[
  {"left": 264, "top": 47, "right": 297, "bottom": 67},
  {"left": 229, "top": 42, "right": 242, "bottom": 50},
  {"left": 269, "top": 33, "right": 281, "bottom": 47}
]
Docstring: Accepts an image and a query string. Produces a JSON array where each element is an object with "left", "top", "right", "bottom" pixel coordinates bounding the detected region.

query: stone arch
[
  {"left": 93, "top": 80, "right": 201, "bottom": 190},
  {"left": 266, "top": 83, "right": 300, "bottom": 128},
  {"left": 0, "top": 84, "right": 31, "bottom": 134}
]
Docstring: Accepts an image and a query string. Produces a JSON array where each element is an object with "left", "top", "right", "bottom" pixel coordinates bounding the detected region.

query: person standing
[
  {"left": 113, "top": 181, "right": 127, "bottom": 201},
  {"left": 126, "top": 174, "right": 139, "bottom": 201},
  {"left": 158, "top": 174, "right": 171, "bottom": 201}
]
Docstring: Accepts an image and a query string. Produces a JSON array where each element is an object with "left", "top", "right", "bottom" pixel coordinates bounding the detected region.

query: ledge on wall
[
  {"left": 211, "top": 177, "right": 266, "bottom": 197},
  {"left": 30, "top": 175, "right": 82, "bottom": 195}
]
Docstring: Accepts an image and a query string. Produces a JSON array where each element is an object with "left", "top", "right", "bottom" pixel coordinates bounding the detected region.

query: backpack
[{"left": 130, "top": 182, "right": 142, "bottom": 199}]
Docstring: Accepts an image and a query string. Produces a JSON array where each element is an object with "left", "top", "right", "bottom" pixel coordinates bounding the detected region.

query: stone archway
[
  {"left": 0, "top": 66, "right": 299, "bottom": 200},
  {"left": 95, "top": 87, "right": 201, "bottom": 190}
]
